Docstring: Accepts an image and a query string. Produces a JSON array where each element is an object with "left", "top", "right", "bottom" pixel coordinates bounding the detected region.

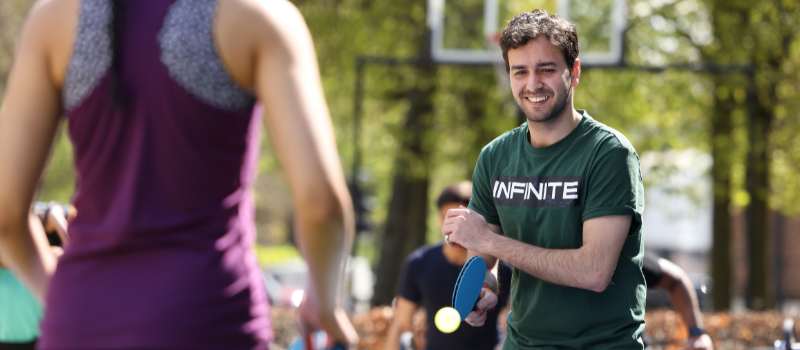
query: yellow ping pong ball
[{"left": 434, "top": 307, "right": 461, "bottom": 334}]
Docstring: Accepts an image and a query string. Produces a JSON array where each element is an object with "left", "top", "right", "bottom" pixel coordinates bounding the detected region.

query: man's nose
[{"left": 525, "top": 72, "right": 544, "bottom": 90}]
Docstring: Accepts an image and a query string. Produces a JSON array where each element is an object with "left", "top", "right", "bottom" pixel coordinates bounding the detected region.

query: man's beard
[{"left": 522, "top": 83, "right": 572, "bottom": 124}]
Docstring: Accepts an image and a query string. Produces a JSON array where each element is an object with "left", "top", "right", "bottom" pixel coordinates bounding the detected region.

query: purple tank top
[{"left": 39, "top": 1, "right": 271, "bottom": 348}]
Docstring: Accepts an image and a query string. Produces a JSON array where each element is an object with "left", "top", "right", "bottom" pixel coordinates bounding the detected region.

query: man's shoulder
[
  {"left": 581, "top": 113, "right": 638, "bottom": 155},
  {"left": 479, "top": 123, "right": 527, "bottom": 157}
]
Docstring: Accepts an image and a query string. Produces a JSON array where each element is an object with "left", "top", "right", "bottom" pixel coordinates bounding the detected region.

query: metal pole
[
  {"left": 352, "top": 57, "right": 365, "bottom": 181},
  {"left": 349, "top": 57, "right": 366, "bottom": 257}
]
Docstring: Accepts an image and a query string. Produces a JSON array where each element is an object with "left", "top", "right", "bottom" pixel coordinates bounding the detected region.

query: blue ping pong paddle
[{"left": 452, "top": 256, "right": 487, "bottom": 320}]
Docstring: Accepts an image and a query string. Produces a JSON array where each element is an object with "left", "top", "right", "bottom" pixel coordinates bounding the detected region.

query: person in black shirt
[{"left": 386, "top": 182, "right": 511, "bottom": 350}]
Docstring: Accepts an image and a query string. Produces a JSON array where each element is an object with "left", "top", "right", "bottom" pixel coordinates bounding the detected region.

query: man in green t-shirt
[{"left": 442, "top": 9, "right": 646, "bottom": 349}]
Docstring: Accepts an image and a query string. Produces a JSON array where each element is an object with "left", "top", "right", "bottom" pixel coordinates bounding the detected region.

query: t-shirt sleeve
[
  {"left": 396, "top": 252, "right": 422, "bottom": 303},
  {"left": 582, "top": 143, "right": 644, "bottom": 221},
  {"left": 468, "top": 146, "right": 500, "bottom": 226}
]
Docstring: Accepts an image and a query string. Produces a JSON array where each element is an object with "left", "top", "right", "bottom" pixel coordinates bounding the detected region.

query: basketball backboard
[{"left": 427, "top": 0, "right": 627, "bottom": 66}]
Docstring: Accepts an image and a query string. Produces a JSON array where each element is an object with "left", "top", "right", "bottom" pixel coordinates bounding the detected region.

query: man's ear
[{"left": 570, "top": 57, "right": 581, "bottom": 87}]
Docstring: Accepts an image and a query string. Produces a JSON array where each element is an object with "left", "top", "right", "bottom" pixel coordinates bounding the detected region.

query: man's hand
[
  {"left": 464, "top": 287, "right": 498, "bottom": 327},
  {"left": 687, "top": 334, "right": 713, "bottom": 350},
  {"left": 441, "top": 208, "right": 493, "bottom": 255}
]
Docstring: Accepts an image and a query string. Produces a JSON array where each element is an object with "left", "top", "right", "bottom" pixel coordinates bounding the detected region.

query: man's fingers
[
  {"left": 445, "top": 208, "right": 469, "bottom": 218},
  {"left": 441, "top": 215, "right": 465, "bottom": 226},
  {"left": 441, "top": 220, "right": 455, "bottom": 231},
  {"left": 441, "top": 222, "right": 456, "bottom": 236},
  {"left": 476, "top": 289, "right": 498, "bottom": 311},
  {"left": 441, "top": 216, "right": 466, "bottom": 234},
  {"left": 464, "top": 310, "right": 487, "bottom": 327},
  {"left": 441, "top": 218, "right": 465, "bottom": 235},
  {"left": 464, "top": 288, "right": 496, "bottom": 327}
]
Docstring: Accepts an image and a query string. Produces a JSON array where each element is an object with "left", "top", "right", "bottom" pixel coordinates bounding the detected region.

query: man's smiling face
[{"left": 508, "top": 36, "right": 579, "bottom": 124}]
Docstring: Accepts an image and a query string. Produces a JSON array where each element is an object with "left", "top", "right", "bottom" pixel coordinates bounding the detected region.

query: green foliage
[
  {"left": 0, "top": 1, "right": 74, "bottom": 204},
  {"left": 0, "top": 0, "right": 33, "bottom": 92},
  {"left": 0, "top": 0, "right": 797, "bottom": 268},
  {"left": 37, "top": 128, "right": 76, "bottom": 203},
  {"left": 569, "top": 0, "right": 619, "bottom": 54},
  {"left": 293, "top": 0, "right": 799, "bottom": 251},
  {"left": 578, "top": 70, "right": 712, "bottom": 153},
  {"left": 255, "top": 244, "right": 300, "bottom": 267}
]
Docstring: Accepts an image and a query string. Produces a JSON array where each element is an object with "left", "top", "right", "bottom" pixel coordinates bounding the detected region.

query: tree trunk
[
  {"left": 744, "top": 71, "right": 775, "bottom": 310},
  {"left": 710, "top": 75, "right": 734, "bottom": 310},
  {"left": 371, "top": 164, "right": 430, "bottom": 306},
  {"left": 371, "top": 51, "right": 437, "bottom": 306}
]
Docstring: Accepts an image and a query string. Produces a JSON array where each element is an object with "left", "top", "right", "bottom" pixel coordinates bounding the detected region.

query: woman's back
[
  {"left": 41, "top": 0, "right": 269, "bottom": 348},
  {"left": 0, "top": 0, "right": 358, "bottom": 347},
  {"left": 62, "top": 0, "right": 261, "bottom": 255}
]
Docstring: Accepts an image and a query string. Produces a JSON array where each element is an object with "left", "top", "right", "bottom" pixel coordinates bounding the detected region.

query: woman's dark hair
[{"left": 110, "top": 0, "right": 127, "bottom": 108}]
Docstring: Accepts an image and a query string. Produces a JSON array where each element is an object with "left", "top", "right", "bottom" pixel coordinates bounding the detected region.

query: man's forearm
[
  {"left": 485, "top": 233, "right": 611, "bottom": 292},
  {"left": 445, "top": 211, "right": 627, "bottom": 293}
]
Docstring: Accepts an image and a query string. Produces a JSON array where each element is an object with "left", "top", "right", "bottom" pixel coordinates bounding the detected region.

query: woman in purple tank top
[{"left": 0, "top": 0, "right": 358, "bottom": 348}]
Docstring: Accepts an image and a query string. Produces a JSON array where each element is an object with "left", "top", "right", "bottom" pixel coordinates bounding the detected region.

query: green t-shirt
[
  {"left": 0, "top": 268, "right": 42, "bottom": 342},
  {"left": 469, "top": 111, "right": 646, "bottom": 349}
]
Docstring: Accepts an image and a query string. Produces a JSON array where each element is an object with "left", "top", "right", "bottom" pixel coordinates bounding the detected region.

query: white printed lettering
[
  {"left": 548, "top": 182, "right": 562, "bottom": 199},
  {"left": 511, "top": 182, "right": 526, "bottom": 199},
  {"left": 564, "top": 181, "right": 578, "bottom": 199},
  {"left": 528, "top": 182, "right": 544, "bottom": 200},
  {"left": 497, "top": 181, "right": 511, "bottom": 199}
]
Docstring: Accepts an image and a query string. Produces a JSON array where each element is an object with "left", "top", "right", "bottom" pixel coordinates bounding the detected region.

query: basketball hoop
[{"left": 427, "top": 0, "right": 626, "bottom": 67}]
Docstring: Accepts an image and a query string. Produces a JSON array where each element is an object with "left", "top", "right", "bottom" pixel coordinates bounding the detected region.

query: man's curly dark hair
[{"left": 500, "top": 9, "right": 580, "bottom": 72}]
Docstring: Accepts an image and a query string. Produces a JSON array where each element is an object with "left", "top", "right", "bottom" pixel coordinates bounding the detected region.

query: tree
[
  {"left": 740, "top": 0, "right": 798, "bottom": 310},
  {"left": 263, "top": 0, "right": 800, "bottom": 309},
  {"left": 704, "top": 0, "right": 799, "bottom": 309},
  {"left": 621, "top": 0, "right": 800, "bottom": 310}
]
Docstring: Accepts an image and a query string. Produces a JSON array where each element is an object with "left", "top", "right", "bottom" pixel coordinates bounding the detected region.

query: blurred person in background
[
  {"left": 386, "top": 181, "right": 512, "bottom": 350},
  {"left": 644, "top": 254, "right": 713, "bottom": 350},
  {"left": 0, "top": 0, "right": 356, "bottom": 348}
]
